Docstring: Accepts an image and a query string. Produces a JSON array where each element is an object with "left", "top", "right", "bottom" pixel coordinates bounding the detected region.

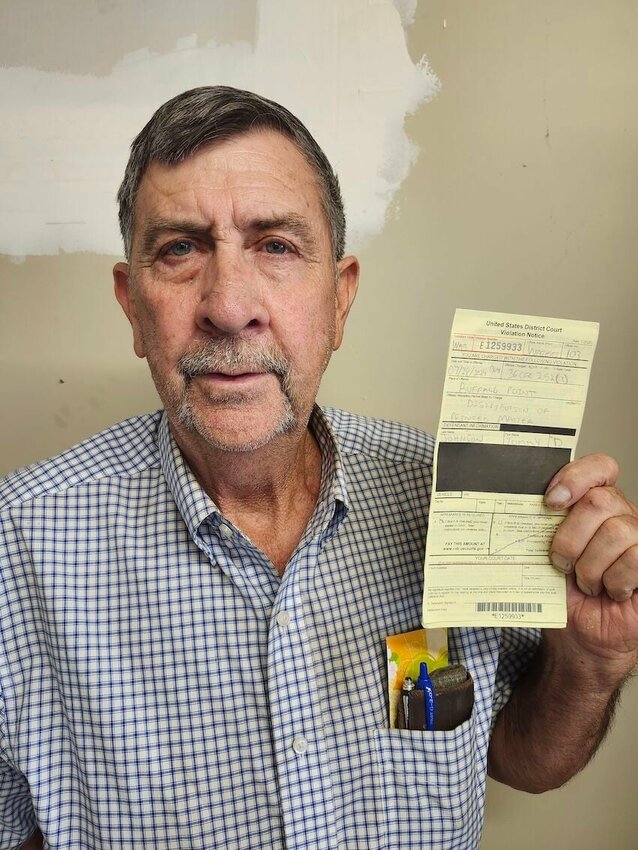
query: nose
[{"left": 195, "top": 249, "right": 270, "bottom": 338}]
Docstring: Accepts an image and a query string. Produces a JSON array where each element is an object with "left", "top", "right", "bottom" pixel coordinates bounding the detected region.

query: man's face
[{"left": 114, "top": 130, "right": 358, "bottom": 454}]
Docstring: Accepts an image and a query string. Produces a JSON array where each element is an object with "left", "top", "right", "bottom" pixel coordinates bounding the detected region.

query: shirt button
[
  {"left": 276, "top": 610, "right": 291, "bottom": 627},
  {"left": 292, "top": 735, "right": 309, "bottom": 755},
  {"left": 219, "top": 523, "right": 233, "bottom": 540}
]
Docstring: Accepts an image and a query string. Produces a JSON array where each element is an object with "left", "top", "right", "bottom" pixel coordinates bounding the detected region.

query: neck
[{"left": 172, "top": 420, "right": 323, "bottom": 573}]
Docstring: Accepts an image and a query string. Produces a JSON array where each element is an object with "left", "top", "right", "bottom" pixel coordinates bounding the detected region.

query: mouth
[{"left": 197, "top": 371, "right": 270, "bottom": 385}]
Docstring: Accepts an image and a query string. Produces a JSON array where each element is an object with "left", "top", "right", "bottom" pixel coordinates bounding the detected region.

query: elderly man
[{"left": 1, "top": 86, "right": 637, "bottom": 850}]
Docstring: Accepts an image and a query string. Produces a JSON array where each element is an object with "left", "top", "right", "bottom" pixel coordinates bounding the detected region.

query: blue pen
[{"left": 417, "top": 662, "right": 436, "bottom": 731}]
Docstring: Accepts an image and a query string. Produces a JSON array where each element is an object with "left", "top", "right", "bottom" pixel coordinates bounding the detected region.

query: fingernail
[
  {"left": 550, "top": 552, "right": 572, "bottom": 573},
  {"left": 545, "top": 484, "right": 572, "bottom": 508},
  {"left": 576, "top": 575, "right": 593, "bottom": 596},
  {"left": 612, "top": 589, "right": 632, "bottom": 603}
]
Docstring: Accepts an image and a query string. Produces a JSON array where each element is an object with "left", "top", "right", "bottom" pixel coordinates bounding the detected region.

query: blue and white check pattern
[{"left": 0, "top": 407, "right": 539, "bottom": 849}]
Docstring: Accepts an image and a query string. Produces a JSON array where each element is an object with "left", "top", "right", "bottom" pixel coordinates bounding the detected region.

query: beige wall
[{"left": 1, "top": 2, "right": 637, "bottom": 848}]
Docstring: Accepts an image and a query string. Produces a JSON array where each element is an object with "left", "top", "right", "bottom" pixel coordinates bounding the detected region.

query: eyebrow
[
  {"left": 137, "top": 219, "right": 214, "bottom": 259},
  {"left": 136, "top": 213, "right": 320, "bottom": 259},
  {"left": 249, "top": 214, "right": 316, "bottom": 246}
]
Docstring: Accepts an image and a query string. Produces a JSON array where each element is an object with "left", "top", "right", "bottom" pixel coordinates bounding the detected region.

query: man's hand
[
  {"left": 488, "top": 452, "right": 638, "bottom": 793},
  {"left": 545, "top": 453, "right": 638, "bottom": 680}
]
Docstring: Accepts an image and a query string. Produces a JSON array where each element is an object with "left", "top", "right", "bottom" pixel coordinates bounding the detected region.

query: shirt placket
[
  {"left": 196, "top": 517, "right": 281, "bottom": 619},
  {"left": 267, "top": 537, "right": 340, "bottom": 850}
]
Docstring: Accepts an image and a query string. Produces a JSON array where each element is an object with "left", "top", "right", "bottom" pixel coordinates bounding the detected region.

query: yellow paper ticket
[{"left": 422, "top": 309, "right": 599, "bottom": 629}]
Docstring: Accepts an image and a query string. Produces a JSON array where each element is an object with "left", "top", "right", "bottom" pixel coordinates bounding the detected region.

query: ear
[
  {"left": 113, "top": 262, "right": 146, "bottom": 359},
  {"left": 333, "top": 255, "right": 360, "bottom": 351}
]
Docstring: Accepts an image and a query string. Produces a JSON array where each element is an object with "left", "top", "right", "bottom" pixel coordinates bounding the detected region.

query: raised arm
[
  {"left": 488, "top": 454, "right": 638, "bottom": 792},
  {"left": 20, "top": 830, "right": 43, "bottom": 850}
]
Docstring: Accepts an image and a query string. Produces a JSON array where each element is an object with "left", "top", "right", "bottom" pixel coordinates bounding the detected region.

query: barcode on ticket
[{"left": 475, "top": 602, "right": 544, "bottom": 613}]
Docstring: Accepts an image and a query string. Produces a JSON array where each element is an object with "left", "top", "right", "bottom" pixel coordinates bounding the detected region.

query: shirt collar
[
  {"left": 309, "top": 404, "right": 349, "bottom": 513},
  {"left": 156, "top": 406, "right": 349, "bottom": 542},
  {"left": 156, "top": 411, "right": 220, "bottom": 538}
]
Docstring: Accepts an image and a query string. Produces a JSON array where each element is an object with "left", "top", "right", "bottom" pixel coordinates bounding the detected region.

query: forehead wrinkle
[
  {"left": 132, "top": 135, "right": 331, "bottom": 258},
  {"left": 137, "top": 209, "right": 322, "bottom": 253}
]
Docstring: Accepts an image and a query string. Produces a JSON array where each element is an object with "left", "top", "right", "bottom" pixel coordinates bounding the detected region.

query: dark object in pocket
[{"left": 398, "top": 664, "right": 474, "bottom": 731}]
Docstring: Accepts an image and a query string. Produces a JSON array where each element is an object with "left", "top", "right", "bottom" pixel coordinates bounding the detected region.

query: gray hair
[{"left": 117, "top": 85, "right": 346, "bottom": 262}]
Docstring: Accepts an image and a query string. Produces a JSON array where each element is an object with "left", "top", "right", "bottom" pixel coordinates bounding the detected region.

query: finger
[
  {"left": 569, "top": 513, "right": 638, "bottom": 597},
  {"left": 549, "top": 486, "right": 637, "bottom": 575},
  {"left": 601, "top": 545, "right": 638, "bottom": 601},
  {"left": 545, "top": 453, "right": 619, "bottom": 510}
]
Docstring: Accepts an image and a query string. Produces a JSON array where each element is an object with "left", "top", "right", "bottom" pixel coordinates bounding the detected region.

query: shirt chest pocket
[{"left": 372, "top": 710, "right": 482, "bottom": 850}]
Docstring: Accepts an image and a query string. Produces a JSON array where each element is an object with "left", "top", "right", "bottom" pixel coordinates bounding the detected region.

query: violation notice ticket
[{"left": 422, "top": 309, "right": 599, "bottom": 629}]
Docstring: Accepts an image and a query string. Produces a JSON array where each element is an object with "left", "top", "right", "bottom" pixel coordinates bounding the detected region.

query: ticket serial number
[{"left": 477, "top": 340, "right": 524, "bottom": 352}]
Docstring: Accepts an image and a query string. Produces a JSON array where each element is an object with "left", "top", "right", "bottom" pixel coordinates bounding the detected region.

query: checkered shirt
[{"left": 0, "top": 407, "right": 539, "bottom": 849}]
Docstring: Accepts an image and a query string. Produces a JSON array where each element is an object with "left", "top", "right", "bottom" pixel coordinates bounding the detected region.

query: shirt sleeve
[
  {"left": 491, "top": 626, "right": 541, "bottom": 723},
  {"left": 0, "top": 592, "right": 38, "bottom": 849},
  {"left": 0, "top": 757, "right": 38, "bottom": 850}
]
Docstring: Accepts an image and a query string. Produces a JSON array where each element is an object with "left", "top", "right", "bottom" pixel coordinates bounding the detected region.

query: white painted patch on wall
[{"left": 0, "top": 0, "right": 438, "bottom": 257}]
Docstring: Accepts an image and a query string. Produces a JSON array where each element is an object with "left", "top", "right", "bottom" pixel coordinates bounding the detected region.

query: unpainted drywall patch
[{"left": 0, "top": 0, "right": 438, "bottom": 257}]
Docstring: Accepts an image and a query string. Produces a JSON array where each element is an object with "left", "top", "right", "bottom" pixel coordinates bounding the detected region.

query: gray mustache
[{"left": 177, "top": 340, "right": 291, "bottom": 384}]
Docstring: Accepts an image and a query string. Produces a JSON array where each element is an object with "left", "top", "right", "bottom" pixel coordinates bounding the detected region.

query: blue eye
[
  {"left": 264, "top": 240, "right": 288, "bottom": 255},
  {"left": 168, "top": 240, "right": 193, "bottom": 256}
]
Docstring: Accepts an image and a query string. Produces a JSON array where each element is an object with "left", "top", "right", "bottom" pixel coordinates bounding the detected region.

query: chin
[{"left": 177, "top": 399, "right": 298, "bottom": 454}]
